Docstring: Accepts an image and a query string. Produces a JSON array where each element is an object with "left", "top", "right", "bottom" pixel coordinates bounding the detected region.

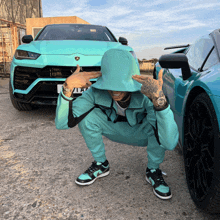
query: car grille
[
  {"left": 13, "top": 81, "right": 96, "bottom": 105},
  {"left": 14, "top": 66, "right": 101, "bottom": 90}
]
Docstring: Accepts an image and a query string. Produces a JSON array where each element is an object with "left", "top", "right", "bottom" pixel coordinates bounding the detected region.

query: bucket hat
[{"left": 91, "top": 48, "right": 142, "bottom": 92}]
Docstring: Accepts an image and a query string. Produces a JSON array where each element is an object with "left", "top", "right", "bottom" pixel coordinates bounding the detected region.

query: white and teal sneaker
[
  {"left": 75, "top": 160, "right": 110, "bottom": 186},
  {"left": 146, "top": 168, "right": 172, "bottom": 200}
]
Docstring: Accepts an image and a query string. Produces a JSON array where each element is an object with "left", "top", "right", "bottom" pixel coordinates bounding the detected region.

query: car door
[
  {"left": 163, "top": 68, "right": 187, "bottom": 114},
  {"left": 164, "top": 35, "right": 216, "bottom": 116},
  {"left": 162, "top": 35, "right": 216, "bottom": 143}
]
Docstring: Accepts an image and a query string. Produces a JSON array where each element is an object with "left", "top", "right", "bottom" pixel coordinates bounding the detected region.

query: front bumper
[
  {"left": 10, "top": 64, "right": 100, "bottom": 105},
  {"left": 13, "top": 80, "right": 65, "bottom": 105}
]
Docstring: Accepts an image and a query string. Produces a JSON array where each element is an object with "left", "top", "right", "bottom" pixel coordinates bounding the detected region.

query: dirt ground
[{"left": 1, "top": 77, "right": 220, "bottom": 220}]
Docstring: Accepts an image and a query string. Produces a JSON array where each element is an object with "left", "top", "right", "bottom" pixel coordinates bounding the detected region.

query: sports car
[
  {"left": 154, "top": 28, "right": 220, "bottom": 213},
  {"left": 9, "top": 23, "right": 139, "bottom": 111}
]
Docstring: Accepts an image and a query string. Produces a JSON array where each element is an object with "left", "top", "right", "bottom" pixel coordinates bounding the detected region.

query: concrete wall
[{"left": 26, "top": 16, "right": 90, "bottom": 37}]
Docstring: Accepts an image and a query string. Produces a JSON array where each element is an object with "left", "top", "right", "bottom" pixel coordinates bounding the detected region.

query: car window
[
  {"left": 203, "top": 47, "right": 219, "bottom": 71},
  {"left": 35, "top": 24, "right": 117, "bottom": 42},
  {"left": 186, "top": 35, "right": 214, "bottom": 71}
]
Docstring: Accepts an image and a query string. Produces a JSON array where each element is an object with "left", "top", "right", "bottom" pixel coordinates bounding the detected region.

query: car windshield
[{"left": 35, "top": 24, "right": 117, "bottom": 42}]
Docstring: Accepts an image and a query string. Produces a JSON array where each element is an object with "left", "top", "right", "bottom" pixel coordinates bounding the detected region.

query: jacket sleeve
[
  {"left": 55, "top": 88, "right": 95, "bottom": 130},
  {"left": 154, "top": 104, "right": 179, "bottom": 150},
  {"left": 145, "top": 99, "right": 179, "bottom": 151}
]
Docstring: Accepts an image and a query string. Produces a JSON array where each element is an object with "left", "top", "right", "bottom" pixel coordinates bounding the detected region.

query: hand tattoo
[
  {"left": 141, "top": 81, "right": 159, "bottom": 99},
  {"left": 132, "top": 69, "right": 166, "bottom": 108}
]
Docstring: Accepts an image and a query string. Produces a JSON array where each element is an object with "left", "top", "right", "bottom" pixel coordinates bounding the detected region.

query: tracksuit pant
[{"left": 78, "top": 108, "right": 166, "bottom": 169}]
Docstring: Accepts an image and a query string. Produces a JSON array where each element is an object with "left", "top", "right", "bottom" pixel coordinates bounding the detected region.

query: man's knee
[{"left": 164, "top": 142, "right": 177, "bottom": 151}]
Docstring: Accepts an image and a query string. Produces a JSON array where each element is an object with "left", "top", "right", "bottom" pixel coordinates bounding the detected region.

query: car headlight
[
  {"left": 14, "top": 50, "right": 41, "bottom": 60},
  {"left": 130, "top": 51, "right": 137, "bottom": 59}
]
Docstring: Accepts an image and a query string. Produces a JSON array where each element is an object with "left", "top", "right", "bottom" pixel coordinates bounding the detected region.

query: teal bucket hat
[{"left": 91, "top": 48, "right": 142, "bottom": 92}]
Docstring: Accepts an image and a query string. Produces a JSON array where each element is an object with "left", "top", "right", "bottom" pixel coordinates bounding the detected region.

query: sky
[{"left": 41, "top": 0, "right": 220, "bottom": 60}]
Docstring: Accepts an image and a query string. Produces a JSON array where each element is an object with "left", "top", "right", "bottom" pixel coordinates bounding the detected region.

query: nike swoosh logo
[{"left": 94, "top": 170, "right": 102, "bottom": 177}]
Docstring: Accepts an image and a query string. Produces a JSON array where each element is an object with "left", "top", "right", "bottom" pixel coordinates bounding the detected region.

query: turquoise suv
[{"left": 10, "top": 23, "right": 138, "bottom": 111}]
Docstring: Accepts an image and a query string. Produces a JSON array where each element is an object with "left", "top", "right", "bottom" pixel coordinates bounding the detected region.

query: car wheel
[
  {"left": 184, "top": 92, "right": 220, "bottom": 213},
  {"left": 9, "top": 81, "right": 33, "bottom": 111}
]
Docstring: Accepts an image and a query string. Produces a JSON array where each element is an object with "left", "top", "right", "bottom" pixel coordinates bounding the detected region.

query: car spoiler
[{"left": 164, "top": 44, "right": 190, "bottom": 50}]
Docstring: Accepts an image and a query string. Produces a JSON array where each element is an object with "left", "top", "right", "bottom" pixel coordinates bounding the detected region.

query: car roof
[
  {"left": 210, "top": 29, "right": 220, "bottom": 59},
  {"left": 45, "top": 23, "right": 105, "bottom": 28}
]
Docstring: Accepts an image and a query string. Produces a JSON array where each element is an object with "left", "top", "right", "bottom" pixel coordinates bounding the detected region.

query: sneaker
[
  {"left": 146, "top": 168, "right": 172, "bottom": 200},
  {"left": 75, "top": 160, "right": 110, "bottom": 186}
]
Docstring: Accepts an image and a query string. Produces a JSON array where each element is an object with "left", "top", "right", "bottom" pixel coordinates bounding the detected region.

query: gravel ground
[{"left": 1, "top": 77, "right": 220, "bottom": 220}]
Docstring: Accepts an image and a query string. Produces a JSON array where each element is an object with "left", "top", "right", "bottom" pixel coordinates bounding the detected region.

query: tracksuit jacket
[{"left": 55, "top": 87, "right": 179, "bottom": 169}]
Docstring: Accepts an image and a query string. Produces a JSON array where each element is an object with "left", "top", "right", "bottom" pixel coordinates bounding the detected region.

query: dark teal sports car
[{"left": 154, "top": 29, "right": 220, "bottom": 213}]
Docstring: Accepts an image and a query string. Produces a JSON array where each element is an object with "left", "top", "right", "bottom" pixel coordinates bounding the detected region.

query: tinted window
[
  {"left": 203, "top": 47, "right": 219, "bottom": 70},
  {"left": 186, "top": 35, "right": 214, "bottom": 71},
  {"left": 36, "top": 24, "right": 117, "bottom": 42}
]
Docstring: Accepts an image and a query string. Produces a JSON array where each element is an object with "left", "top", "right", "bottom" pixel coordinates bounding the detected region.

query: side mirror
[
  {"left": 119, "top": 37, "right": 128, "bottom": 45},
  {"left": 22, "top": 35, "right": 33, "bottom": 43},
  {"left": 159, "top": 54, "right": 192, "bottom": 80}
]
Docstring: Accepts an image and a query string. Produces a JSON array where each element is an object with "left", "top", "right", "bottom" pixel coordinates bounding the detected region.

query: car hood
[{"left": 17, "top": 40, "right": 133, "bottom": 55}]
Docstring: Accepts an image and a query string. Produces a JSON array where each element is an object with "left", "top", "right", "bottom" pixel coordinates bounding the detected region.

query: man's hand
[
  {"left": 63, "top": 65, "right": 102, "bottom": 97},
  {"left": 132, "top": 69, "right": 167, "bottom": 109},
  {"left": 66, "top": 64, "right": 102, "bottom": 89}
]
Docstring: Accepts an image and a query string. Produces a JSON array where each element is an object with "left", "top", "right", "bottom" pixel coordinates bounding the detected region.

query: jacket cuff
[
  {"left": 61, "top": 90, "right": 74, "bottom": 101},
  {"left": 155, "top": 104, "right": 171, "bottom": 116},
  {"left": 154, "top": 102, "right": 169, "bottom": 111}
]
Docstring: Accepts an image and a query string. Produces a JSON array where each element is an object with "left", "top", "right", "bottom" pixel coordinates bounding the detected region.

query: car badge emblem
[{"left": 75, "top": 56, "right": 80, "bottom": 61}]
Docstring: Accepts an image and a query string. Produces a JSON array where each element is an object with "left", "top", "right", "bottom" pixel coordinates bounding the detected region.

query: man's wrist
[
  {"left": 62, "top": 89, "right": 72, "bottom": 97},
  {"left": 153, "top": 101, "right": 168, "bottom": 111},
  {"left": 152, "top": 95, "right": 168, "bottom": 110},
  {"left": 63, "top": 82, "right": 75, "bottom": 97},
  {"left": 63, "top": 82, "right": 73, "bottom": 91}
]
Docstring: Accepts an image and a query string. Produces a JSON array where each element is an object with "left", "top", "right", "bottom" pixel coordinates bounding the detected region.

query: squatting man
[{"left": 55, "top": 48, "right": 179, "bottom": 200}]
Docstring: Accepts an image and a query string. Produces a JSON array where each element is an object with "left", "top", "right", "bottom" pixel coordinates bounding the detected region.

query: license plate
[
  {"left": 57, "top": 84, "right": 63, "bottom": 93},
  {"left": 73, "top": 87, "right": 90, "bottom": 93},
  {"left": 57, "top": 84, "right": 90, "bottom": 94}
]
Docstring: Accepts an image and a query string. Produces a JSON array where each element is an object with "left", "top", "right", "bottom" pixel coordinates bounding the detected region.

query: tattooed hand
[{"left": 132, "top": 69, "right": 168, "bottom": 109}]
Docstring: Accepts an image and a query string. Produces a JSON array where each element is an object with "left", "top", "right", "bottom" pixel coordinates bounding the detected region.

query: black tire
[
  {"left": 9, "top": 81, "right": 33, "bottom": 111},
  {"left": 183, "top": 92, "right": 220, "bottom": 213}
]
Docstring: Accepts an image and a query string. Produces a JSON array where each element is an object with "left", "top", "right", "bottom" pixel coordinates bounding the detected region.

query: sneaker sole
[
  {"left": 146, "top": 176, "right": 172, "bottom": 200},
  {"left": 75, "top": 171, "right": 110, "bottom": 186}
]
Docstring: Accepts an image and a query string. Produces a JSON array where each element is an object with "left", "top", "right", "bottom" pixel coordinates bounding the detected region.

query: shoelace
[
  {"left": 85, "top": 161, "right": 100, "bottom": 174},
  {"left": 150, "top": 169, "right": 168, "bottom": 186}
]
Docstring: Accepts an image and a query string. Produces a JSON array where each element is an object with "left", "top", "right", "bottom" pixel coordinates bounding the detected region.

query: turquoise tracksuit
[{"left": 55, "top": 87, "right": 179, "bottom": 169}]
